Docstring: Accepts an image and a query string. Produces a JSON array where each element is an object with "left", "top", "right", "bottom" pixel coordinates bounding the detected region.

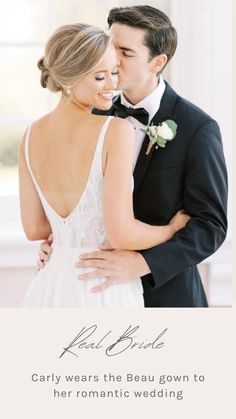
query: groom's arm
[{"left": 139, "top": 119, "right": 228, "bottom": 289}]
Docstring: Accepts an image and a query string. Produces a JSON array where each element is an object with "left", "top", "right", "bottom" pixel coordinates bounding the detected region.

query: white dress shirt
[{"left": 120, "top": 76, "right": 166, "bottom": 170}]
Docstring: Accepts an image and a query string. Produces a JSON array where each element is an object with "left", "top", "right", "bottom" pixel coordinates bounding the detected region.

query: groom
[{"left": 39, "top": 5, "right": 227, "bottom": 307}]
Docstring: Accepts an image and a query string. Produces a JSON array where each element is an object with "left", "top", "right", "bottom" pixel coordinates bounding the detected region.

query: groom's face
[{"left": 110, "top": 23, "right": 155, "bottom": 93}]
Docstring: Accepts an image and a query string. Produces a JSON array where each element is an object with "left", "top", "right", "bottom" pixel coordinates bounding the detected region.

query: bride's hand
[{"left": 169, "top": 210, "right": 191, "bottom": 233}]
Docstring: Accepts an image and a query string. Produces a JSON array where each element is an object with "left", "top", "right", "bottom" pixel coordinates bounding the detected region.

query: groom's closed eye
[
  {"left": 119, "top": 47, "right": 136, "bottom": 57},
  {"left": 122, "top": 51, "right": 135, "bottom": 57}
]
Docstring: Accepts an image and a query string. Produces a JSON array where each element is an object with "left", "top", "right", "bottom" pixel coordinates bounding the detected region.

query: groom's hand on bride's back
[
  {"left": 36, "top": 233, "right": 53, "bottom": 270},
  {"left": 75, "top": 242, "right": 151, "bottom": 293}
]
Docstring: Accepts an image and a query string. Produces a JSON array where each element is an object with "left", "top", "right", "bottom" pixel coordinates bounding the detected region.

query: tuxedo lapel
[{"left": 133, "top": 82, "right": 178, "bottom": 192}]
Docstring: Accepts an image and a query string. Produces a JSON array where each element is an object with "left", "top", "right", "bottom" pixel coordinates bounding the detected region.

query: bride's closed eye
[
  {"left": 95, "top": 71, "right": 119, "bottom": 81},
  {"left": 95, "top": 76, "right": 105, "bottom": 81}
]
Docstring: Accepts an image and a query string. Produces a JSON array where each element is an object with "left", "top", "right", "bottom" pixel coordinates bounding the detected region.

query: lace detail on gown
[{"left": 22, "top": 116, "right": 144, "bottom": 307}]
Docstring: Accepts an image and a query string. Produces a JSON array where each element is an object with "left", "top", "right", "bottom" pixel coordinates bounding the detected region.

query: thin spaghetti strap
[
  {"left": 24, "top": 124, "right": 46, "bottom": 202},
  {"left": 89, "top": 116, "right": 114, "bottom": 178},
  {"left": 94, "top": 116, "right": 114, "bottom": 158},
  {"left": 24, "top": 125, "right": 32, "bottom": 173}
]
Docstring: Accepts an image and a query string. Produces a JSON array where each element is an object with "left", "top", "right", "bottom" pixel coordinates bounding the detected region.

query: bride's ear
[{"left": 150, "top": 54, "right": 168, "bottom": 74}]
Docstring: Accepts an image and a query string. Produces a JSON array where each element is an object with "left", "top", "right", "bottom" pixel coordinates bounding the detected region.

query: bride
[{"left": 18, "top": 23, "right": 190, "bottom": 307}]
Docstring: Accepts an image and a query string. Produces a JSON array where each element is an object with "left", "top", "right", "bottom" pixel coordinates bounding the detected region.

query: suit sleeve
[{"left": 139, "top": 119, "right": 228, "bottom": 289}]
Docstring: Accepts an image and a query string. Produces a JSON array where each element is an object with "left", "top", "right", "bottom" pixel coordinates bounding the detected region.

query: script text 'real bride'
[{"left": 59, "top": 324, "right": 168, "bottom": 358}]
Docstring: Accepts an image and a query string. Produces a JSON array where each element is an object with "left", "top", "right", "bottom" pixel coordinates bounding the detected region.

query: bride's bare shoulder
[
  {"left": 21, "top": 113, "right": 53, "bottom": 140},
  {"left": 31, "top": 112, "right": 54, "bottom": 130},
  {"left": 89, "top": 114, "right": 134, "bottom": 138},
  {"left": 109, "top": 116, "right": 134, "bottom": 131},
  {"left": 106, "top": 117, "right": 135, "bottom": 143},
  {"left": 90, "top": 114, "right": 133, "bottom": 130},
  {"left": 19, "top": 112, "right": 55, "bottom": 152},
  {"left": 100, "top": 117, "right": 135, "bottom": 159}
]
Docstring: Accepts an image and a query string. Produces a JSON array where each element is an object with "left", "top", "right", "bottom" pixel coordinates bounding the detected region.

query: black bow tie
[{"left": 113, "top": 101, "right": 149, "bottom": 125}]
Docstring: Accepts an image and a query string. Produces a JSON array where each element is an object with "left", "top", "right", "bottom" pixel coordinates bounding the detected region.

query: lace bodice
[{"left": 25, "top": 116, "right": 113, "bottom": 248}]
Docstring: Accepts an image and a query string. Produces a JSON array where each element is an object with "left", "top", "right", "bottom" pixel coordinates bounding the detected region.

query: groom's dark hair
[{"left": 107, "top": 5, "right": 177, "bottom": 65}]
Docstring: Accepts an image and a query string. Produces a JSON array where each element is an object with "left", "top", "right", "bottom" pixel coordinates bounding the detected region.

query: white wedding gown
[{"left": 22, "top": 116, "right": 144, "bottom": 307}]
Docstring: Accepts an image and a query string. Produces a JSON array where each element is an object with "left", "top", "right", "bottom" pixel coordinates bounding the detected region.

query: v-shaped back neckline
[{"left": 24, "top": 116, "right": 113, "bottom": 221}]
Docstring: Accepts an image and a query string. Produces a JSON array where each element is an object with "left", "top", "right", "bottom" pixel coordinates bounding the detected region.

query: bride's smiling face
[{"left": 71, "top": 44, "right": 119, "bottom": 110}]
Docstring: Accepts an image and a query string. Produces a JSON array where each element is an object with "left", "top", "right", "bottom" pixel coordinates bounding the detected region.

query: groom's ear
[{"left": 150, "top": 54, "right": 168, "bottom": 74}]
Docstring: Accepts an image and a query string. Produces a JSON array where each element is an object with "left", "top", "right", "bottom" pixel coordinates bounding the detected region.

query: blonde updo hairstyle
[{"left": 38, "top": 23, "right": 111, "bottom": 93}]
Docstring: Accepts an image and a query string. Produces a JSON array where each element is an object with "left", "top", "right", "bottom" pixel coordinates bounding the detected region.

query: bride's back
[{"left": 28, "top": 112, "right": 108, "bottom": 219}]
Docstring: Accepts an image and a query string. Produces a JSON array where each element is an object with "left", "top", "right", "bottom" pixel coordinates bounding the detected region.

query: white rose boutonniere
[{"left": 141, "top": 119, "right": 177, "bottom": 155}]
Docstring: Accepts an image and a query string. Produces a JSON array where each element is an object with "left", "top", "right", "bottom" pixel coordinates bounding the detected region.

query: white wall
[{"left": 169, "top": 0, "right": 232, "bottom": 237}]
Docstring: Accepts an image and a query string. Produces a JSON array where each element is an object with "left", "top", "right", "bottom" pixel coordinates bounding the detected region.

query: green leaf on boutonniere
[
  {"left": 156, "top": 136, "right": 167, "bottom": 148},
  {"left": 141, "top": 119, "right": 178, "bottom": 155},
  {"left": 165, "top": 119, "right": 177, "bottom": 136}
]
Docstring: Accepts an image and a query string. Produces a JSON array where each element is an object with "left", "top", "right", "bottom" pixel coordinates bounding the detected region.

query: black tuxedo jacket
[{"left": 93, "top": 82, "right": 228, "bottom": 307}]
